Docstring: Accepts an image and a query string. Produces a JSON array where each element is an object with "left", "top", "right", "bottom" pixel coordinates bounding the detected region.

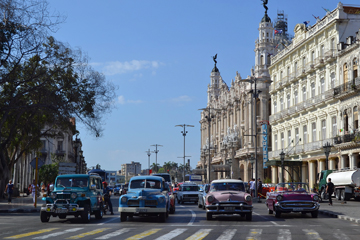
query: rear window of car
[
  {"left": 130, "top": 179, "right": 162, "bottom": 189},
  {"left": 182, "top": 186, "right": 198, "bottom": 191},
  {"left": 210, "top": 182, "right": 245, "bottom": 192}
]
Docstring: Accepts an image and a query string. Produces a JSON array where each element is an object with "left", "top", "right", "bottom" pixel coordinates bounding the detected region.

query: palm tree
[{"left": 151, "top": 163, "right": 160, "bottom": 173}]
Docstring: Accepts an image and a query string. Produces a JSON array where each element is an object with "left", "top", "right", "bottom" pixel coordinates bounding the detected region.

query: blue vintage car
[
  {"left": 40, "top": 173, "right": 104, "bottom": 223},
  {"left": 119, "top": 176, "right": 170, "bottom": 222}
]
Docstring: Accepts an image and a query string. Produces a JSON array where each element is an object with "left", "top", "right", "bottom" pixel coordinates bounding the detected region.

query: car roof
[
  {"left": 57, "top": 174, "right": 91, "bottom": 178},
  {"left": 130, "top": 175, "right": 163, "bottom": 181},
  {"left": 211, "top": 179, "right": 244, "bottom": 184}
]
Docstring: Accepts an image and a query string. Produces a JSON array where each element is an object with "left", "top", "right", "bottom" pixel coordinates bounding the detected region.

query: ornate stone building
[{"left": 268, "top": 2, "right": 360, "bottom": 189}]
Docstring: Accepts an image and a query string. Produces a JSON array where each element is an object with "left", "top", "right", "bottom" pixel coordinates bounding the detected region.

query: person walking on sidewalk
[
  {"left": 31, "top": 180, "right": 39, "bottom": 207},
  {"left": 4, "top": 180, "right": 14, "bottom": 204},
  {"left": 326, "top": 178, "right": 334, "bottom": 206}
]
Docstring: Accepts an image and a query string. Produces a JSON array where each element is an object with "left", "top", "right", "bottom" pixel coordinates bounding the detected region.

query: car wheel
[
  {"left": 159, "top": 212, "right": 166, "bottom": 222},
  {"left": 274, "top": 209, "right": 281, "bottom": 218},
  {"left": 311, "top": 210, "right": 318, "bottom": 218},
  {"left": 40, "top": 211, "right": 50, "bottom": 222},
  {"left": 268, "top": 207, "right": 273, "bottom": 214},
  {"left": 206, "top": 212, "right": 212, "bottom": 220},
  {"left": 245, "top": 212, "right": 252, "bottom": 221},
  {"left": 120, "top": 212, "right": 127, "bottom": 222},
  {"left": 340, "top": 189, "right": 346, "bottom": 201},
  {"left": 81, "top": 204, "right": 91, "bottom": 223},
  {"left": 58, "top": 214, "right": 66, "bottom": 219},
  {"left": 95, "top": 205, "right": 104, "bottom": 219}
]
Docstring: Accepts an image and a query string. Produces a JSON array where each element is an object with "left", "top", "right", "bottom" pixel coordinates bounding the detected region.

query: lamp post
[
  {"left": 175, "top": 124, "right": 194, "bottom": 181},
  {"left": 323, "top": 142, "right": 332, "bottom": 170},
  {"left": 145, "top": 149, "right": 152, "bottom": 174},
  {"left": 79, "top": 150, "right": 83, "bottom": 174},
  {"left": 151, "top": 144, "right": 163, "bottom": 173},
  {"left": 280, "top": 150, "right": 285, "bottom": 183}
]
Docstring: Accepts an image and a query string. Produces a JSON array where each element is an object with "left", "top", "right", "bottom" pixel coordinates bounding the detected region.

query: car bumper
[
  {"left": 274, "top": 201, "right": 320, "bottom": 212},
  {"left": 206, "top": 203, "right": 253, "bottom": 214},
  {"left": 118, "top": 207, "right": 166, "bottom": 213},
  {"left": 40, "top": 204, "right": 84, "bottom": 214}
]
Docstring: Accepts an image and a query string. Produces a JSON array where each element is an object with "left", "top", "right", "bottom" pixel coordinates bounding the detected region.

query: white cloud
[
  {"left": 101, "top": 60, "right": 162, "bottom": 76},
  {"left": 117, "top": 95, "right": 143, "bottom": 105},
  {"left": 171, "top": 95, "right": 192, "bottom": 102}
]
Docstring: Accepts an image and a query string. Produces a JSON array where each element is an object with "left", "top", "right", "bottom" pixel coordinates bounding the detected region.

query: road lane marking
[
  {"left": 33, "top": 228, "right": 83, "bottom": 239},
  {"left": 333, "top": 229, "right": 350, "bottom": 240},
  {"left": 153, "top": 228, "right": 187, "bottom": 240},
  {"left": 303, "top": 229, "right": 322, "bottom": 240},
  {"left": 216, "top": 229, "right": 237, "bottom": 240},
  {"left": 125, "top": 228, "right": 161, "bottom": 240},
  {"left": 66, "top": 228, "right": 110, "bottom": 239},
  {"left": 179, "top": 205, "right": 196, "bottom": 225},
  {"left": 278, "top": 229, "right": 291, "bottom": 240},
  {"left": 246, "top": 229, "right": 262, "bottom": 240},
  {"left": 185, "top": 229, "right": 212, "bottom": 240},
  {"left": 95, "top": 228, "right": 132, "bottom": 239},
  {"left": 97, "top": 217, "right": 120, "bottom": 225},
  {"left": 4, "top": 229, "right": 59, "bottom": 239}
]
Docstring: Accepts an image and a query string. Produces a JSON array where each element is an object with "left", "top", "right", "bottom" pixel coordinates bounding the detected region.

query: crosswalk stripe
[
  {"left": 246, "top": 229, "right": 262, "bottom": 240},
  {"left": 278, "top": 229, "right": 291, "bottom": 240},
  {"left": 66, "top": 228, "right": 110, "bottom": 239},
  {"left": 95, "top": 228, "right": 132, "bottom": 239},
  {"left": 303, "top": 229, "right": 322, "bottom": 240},
  {"left": 153, "top": 228, "right": 187, "bottom": 240},
  {"left": 333, "top": 229, "right": 350, "bottom": 240},
  {"left": 4, "top": 229, "right": 59, "bottom": 239},
  {"left": 216, "top": 229, "right": 237, "bottom": 240},
  {"left": 185, "top": 229, "right": 212, "bottom": 240},
  {"left": 125, "top": 228, "right": 161, "bottom": 240},
  {"left": 33, "top": 228, "right": 84, "bottom": 239}
]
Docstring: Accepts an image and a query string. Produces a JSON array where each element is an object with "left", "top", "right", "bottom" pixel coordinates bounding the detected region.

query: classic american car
[
  {"left": 176, "top": 182, "right": 199, "bottom": 204},
  {"left": 119, "top": 176, "right": 170, "bottom": 222},
  {"left": 265, "top": 182, "right": 320, "bottom": 218},
  {"left": 40, "top": 174, "right": 104, "bottom": 223},
  {"left": 205, "top": 179, "right": 253, "bottom": 221}
]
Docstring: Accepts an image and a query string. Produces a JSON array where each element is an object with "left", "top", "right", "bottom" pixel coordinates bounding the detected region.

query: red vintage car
[
  {"left": 205, "top": 179, "right": 253, "bottom": 221},
  {"left": 265, "top": 182, "right": 320, "bottom": 218}
]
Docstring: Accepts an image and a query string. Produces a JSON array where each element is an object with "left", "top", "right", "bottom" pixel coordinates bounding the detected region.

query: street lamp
[
  {"left": 175, "top": 124, "right": 194, "bottom": 182},
  {"left": 79, "top": 150, "right": 83, "bottom": 174},
  {"left": 323, "top": 142, "right": 332, "bottom": 170},
  {"left": 145, "top": 149, "right": 152, "bottom": 174},
  {"left": 279, "top": 150, "right": 285, "bottom": 183},
  {"left": 151, "top": 144, "right": 163, "bottom": 173},
  {"left": 248, "top": 154, "right": 255, "bottom": 179}
]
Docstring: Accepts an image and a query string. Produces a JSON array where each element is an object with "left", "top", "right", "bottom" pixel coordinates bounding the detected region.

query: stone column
[
  {"left": 341, "top": 155, "right": 346, "bottom": 169},
  {"left": 329, "top": 158, "right": 336, "bottom": 170},
  {"left": 232, "top": 154, "right": 240, "bottom": 179},
  {"left": 349, "top": 153, "right": 356, "bottom": 169},
  {"left": 302, "top": 162, "right": 308, "bottom": 183},
  {"left": 318, "top": 159, "right": 325, "bottom": 172},
  {"left": 308, "top": 160, "right": 316, "bottom": 189},
  {"left": 271, "top": 165, "right": 278, "bottom": 184}
]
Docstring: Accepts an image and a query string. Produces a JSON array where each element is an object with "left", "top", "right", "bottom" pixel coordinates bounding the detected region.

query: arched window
[
  {"left": 303, "top": 87, "right": 307, "bottom": 101},
  {"left": 311, "top": 82, "right": 315, "bottom": 98},
  {"left": 274, "top": 101, "right": 277, "bottom": 113},
  {"left": 353, "top": 58, "right": 358, "bottom": 79},
  {"left": 320, "top": 78, "right": 325, "bottom": 93},
  {"left": 261, "top": 55, "right": 264, "bottom": 65},
  {"left": 354, "top": 106, "right": 358, "bottom": 129},
  {"left": 303, "top": 125, "right": 308, "bottom": 144},
  {"left": 287, "top": 95, "right": 291, "bottom": 108},
  {"left": 331, "top": 72, "right": 335, "bottom": 88},
  {"left": 312, "top": 122, "right": 316, "bottom": 142},
  {"left": 280, "top": 98, "right": 284, "bottom": 111},
  {"left": 294, "top": 91, "right": 298, "bottom": 105},
  {"left": 344, "top": 63, "right": 348, "bottom": 86}
]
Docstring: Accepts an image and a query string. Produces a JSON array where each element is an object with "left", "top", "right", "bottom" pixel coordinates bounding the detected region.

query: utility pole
[
  {"left": 175, "top": 124, "right": 194, "bottom": 182},
  {"left": 145, "top": 149, "right": 152, "bottom": 174},
  {"left": 151, "top": 144, "right": 162, "bottom": 173}
]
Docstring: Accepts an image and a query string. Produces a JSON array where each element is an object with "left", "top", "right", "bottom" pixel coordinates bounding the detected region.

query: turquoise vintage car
[
  {"left": 40, "top": 173, "right": 104, "bottom": 223},
  {"left": 119, "top": 176, "right": 170, "bottom": 222}
]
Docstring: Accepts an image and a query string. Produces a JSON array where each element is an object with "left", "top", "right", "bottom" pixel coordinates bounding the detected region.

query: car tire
[
  {"left": 311, "top": 210, "right": 318, "bottom": 218},
  {"left": 120, "top": 212, "right": 127, "bottom": 222},
  {"left": 81, "top": 204, "right": 91, "bottom": 223},
  {"left": 340, "top": 189, "right": 346, "bottom": 201},
  {"left": 268, "top": 207, "right": 273, "bottom": 214},
  {"left": 206, "top": 212, "right": 212, "bottom": 220},
  {"left": 274, "top": 209, "right": 281, "bottom": 218},
  {"left": 245, "top": 212, "right": 252, "bottom": 221},
  {"left": 95, "top": 205, "right": 104, "bottom": 219},
  {"left": 40, "top": 211, "right": 50, "bottom": 222},
  {"left": 159, "top": 212, "right": 166, "bottom": 222}
]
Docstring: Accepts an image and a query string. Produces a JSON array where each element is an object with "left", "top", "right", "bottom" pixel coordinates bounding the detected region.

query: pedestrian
[
  {"left": 250, "top": 178, "right": 255, "bottom": 197},
  {"left": 31, "top": 180, "right": 39, "bottom": 207},
  {"left": 4, "top": 180, "right": 14, "bottom": 204},
  {"left": 326, "top": 178, "right": 334, "bottom": 206},
  {"left": 102, "top": 181, "right": 114, "bottom": 215},
  {"left": 257, "top": 178, "right": 263, "bottom": 198}
]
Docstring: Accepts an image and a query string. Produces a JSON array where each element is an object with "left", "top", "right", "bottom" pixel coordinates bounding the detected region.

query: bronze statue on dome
[{"left": 262, "top": 0, "right": 268, "bottom": 13}]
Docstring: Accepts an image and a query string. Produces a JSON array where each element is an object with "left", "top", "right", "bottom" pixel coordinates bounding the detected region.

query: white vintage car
[{"left": 176, "top": 183, "right": 199, "bottom": 204}]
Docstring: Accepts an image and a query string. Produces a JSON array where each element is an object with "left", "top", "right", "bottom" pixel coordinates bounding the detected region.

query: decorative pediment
[
  {"left": 328, "top": 107, "right": 338, "bottom": 116},
  {"left": 318, "top": 111, "right": 327, "bottom": 120}
]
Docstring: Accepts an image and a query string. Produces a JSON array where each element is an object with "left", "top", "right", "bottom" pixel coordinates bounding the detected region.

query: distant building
[{"left": 121, "top": 161, "right": 141, "bottom": 179}]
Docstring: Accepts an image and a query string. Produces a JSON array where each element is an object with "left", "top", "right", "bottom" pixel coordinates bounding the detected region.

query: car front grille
[
  {"left": 145, "top": 200, "right": 158, "bottom": 206},
  {"left": 281, "top": 202, "right": 314, "bottom": 208},
  {"left": 56, "top": 194, "right": 71, "bottom": 200},
  {"left": 184, "top": 194, "right": 198, "bottom": 198},
  {"left": 127, "top": 200, "right": 139, "bottom": 206}
]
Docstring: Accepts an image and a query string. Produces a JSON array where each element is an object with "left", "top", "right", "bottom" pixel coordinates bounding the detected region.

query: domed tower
[{"left": 207, "top": 54, "right": 221, "bottom": 105}]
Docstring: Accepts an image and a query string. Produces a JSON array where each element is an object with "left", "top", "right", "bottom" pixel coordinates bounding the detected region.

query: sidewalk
[{"left": 0, "top": 193, "right": 42, "bottom": 213}]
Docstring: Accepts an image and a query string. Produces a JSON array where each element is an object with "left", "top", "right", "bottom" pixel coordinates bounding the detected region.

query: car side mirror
[{"left": 90, "top": 184, "right": 96, "bottom": 190}]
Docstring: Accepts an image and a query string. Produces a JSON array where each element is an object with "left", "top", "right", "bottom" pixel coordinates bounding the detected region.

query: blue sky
[{"left": 48, "top": 0, "right": 360, "bottom": 171}]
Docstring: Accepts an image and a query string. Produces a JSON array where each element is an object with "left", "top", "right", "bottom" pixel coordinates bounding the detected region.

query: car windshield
[
  {"left": 56, "top": 178, "right": 88, "bottom": 188},
  {"left": 275, "top": 182, "right": 309, "bottom": 193},
  {"left": 210, "top": 182, "right": 245, "bottom": 192},
  {"left": 182, "top": 186, "right": 198, "bottom": 191},
  {"left": 130, "top": 179, "right": 162, "bottom": 189}
]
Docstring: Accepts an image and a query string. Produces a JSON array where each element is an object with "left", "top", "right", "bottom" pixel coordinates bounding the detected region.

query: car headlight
[
  {"left": 51, "top": 192, "right": 56, "bottom": 199},
  {"left": 245, "top": 195, "right": 252, "bottom": 202},
  {"left": 121, "top": 196, "right": 128, "bottom": 203},
  {"left": 71, "top": 193, "right": 77, "bottom": 199},
  {"left": 276, "top": 195, "right": 283, "bottom": 201},
  {"left": 313, "top": 195, "right": 319, "bottom": 201},
  {"left": 158, "top": 197, "right": 165, "bottom": 203},
  {"left": 207, "top": 195, "right": 214, "bottom": 203}
]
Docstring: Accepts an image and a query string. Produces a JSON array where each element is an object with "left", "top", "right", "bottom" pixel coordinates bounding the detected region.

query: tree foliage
[
  {"left": 0, "top": 0, "right": 117, "bottom": 193},
  {"left": 39, "top": 162, "right": 58, "bottom": 185}
]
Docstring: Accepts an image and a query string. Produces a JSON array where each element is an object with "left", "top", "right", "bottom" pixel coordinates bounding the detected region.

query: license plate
[
  {"left": 293, "top": 208, "right": 303, "bottom": 212},
  {"left": 224, "top": 207, "right": 235, "bottom": 211},
  {"left": 56, "top": 208, "right": 68, "bottom": 213},
  {"left": 136, "top": 208, "right": 147, "bottom": 213}
]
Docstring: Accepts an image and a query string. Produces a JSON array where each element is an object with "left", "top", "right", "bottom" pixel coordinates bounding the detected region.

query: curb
[
  {"left": 0, "top": 208, "right": 40, "bottom": 213},
  {"left": 319, "top": 210, "right": 360, "bottom": 223}
]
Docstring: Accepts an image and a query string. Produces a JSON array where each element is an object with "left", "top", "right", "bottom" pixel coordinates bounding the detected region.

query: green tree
[
  {"left": 39, "top": 163, "right": 59, "bottom": 185},
  {"left": 151, "top": 163, "right": 160, "bottom": 173},
  {"left": 158, "top": 168, "right": 165, "bottom": 173}
]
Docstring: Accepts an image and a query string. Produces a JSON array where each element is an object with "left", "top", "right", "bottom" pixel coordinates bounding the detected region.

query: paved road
[{"left": 1, "top": 198, "right": 360, "bottom": 240}]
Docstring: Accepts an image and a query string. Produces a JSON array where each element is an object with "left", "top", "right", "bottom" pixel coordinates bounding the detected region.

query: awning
[
  {"left": 192, "top": 169, "right": 207, "bottom": 175},
  {"left": 265, "top": 160, "right": 303, "bottom": 167},
  {"left": 212, "top": 164, "right": 231, "bottom": 172}
]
